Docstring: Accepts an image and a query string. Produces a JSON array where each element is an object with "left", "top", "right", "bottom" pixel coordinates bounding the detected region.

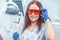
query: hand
[
  {"left": 40, "top": 8, "right": 50, "bottom": 21},
  {"left": 13, "top": 32, "right": 19, "bottom": 40}
]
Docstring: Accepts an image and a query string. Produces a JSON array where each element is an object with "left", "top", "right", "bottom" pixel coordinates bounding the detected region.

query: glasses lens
[{"left": 28, "top": 9, "right": 40, "bottom": 15}]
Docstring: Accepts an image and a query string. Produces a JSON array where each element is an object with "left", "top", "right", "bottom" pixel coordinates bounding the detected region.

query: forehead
[{"left": 29, "top": 4, "right": 39, "bottom": 10}]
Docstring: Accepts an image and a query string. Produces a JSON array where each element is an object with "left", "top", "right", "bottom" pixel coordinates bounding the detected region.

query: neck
[
  {"left": 27, "top": 21, "right": 37, "bottom": 31},
  {"left": 31, "top": 21, "right": 37, "bottom": 27}
]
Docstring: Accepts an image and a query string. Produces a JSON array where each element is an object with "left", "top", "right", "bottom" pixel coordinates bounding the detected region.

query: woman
[{"left": 19, "top": 0, "right": 55, "bottom": 40}]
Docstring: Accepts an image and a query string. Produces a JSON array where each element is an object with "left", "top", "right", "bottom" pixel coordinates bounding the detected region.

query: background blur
[{"left": 0, "top": 0, "right": 60, "bottom": 40}]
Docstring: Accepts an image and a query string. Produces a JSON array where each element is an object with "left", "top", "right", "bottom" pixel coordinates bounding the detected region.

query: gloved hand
[
  {"left": 40, "top": 8, "right": 50, "bottom": 21},
  {"left": 13, "top": 32, "right": 19, "bottom": 40}
]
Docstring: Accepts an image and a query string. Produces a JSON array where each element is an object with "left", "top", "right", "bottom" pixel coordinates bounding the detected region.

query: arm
[
  {"left": 40, "top": 8, "right": 55, "bottom": 40},
  {"left": 45, "top": 19, "right": 55, "bottom": 40}
]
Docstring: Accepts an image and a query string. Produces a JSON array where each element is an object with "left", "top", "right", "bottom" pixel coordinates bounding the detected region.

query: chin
[{"left": 30, "top": 19, "right": 37, "bottom": 22}]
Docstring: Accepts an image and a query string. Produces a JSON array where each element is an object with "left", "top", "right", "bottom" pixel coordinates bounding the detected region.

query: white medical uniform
[{"left": 19, "top": 23, "right": 46, "bottom": 40}]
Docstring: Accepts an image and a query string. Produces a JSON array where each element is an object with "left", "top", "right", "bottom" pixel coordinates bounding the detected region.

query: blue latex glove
[
  {"left": 40, "top": 8, "right": 50, "bottom": 21},
  {"left": 13, "top": 32, "right": 19, "bottom": 40}
]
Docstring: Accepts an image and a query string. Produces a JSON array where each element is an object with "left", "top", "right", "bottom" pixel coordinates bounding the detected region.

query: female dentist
[{"left": 13, "top": 0, "right": 55, "bottom": 40}]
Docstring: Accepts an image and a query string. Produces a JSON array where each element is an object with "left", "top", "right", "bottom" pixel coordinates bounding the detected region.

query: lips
[{"left": 30, "top": 15, "right": 36, "bottom": 19}]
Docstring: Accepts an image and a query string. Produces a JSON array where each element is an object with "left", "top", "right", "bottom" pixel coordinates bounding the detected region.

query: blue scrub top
[{"left": 19, "top": 23, "right": 46, "bottom": 40}]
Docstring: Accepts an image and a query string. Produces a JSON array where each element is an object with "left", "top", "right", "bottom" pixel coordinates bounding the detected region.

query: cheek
[{"left": 36, "top": 15, "right": 39, "bottom": 20}]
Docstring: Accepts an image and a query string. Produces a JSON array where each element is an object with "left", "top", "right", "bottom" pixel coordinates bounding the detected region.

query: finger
[
  {"left": 40, "top": 14, "right": 44, "bottom": 18},
  {"left": 40, "top": 8, "right": 47, "bottom": 12}
]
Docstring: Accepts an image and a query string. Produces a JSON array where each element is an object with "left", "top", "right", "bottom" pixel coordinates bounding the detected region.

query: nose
[{"left": 31, "top": 13, "right": 35, "bottom": 15}]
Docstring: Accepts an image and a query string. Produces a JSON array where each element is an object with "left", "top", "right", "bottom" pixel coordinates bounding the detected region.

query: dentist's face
[{"left": 28, "top": 4, "right": 40, "bottom": 22}]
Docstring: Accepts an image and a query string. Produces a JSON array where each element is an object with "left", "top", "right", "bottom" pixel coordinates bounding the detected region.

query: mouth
[{"left": 30, "top": 15, "right": 36, "bottom": 19}]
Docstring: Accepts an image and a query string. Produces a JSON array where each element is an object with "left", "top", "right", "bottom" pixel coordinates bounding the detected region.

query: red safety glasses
[{"left": 28, "top": 9, "right": 41, "bottom": 15}]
